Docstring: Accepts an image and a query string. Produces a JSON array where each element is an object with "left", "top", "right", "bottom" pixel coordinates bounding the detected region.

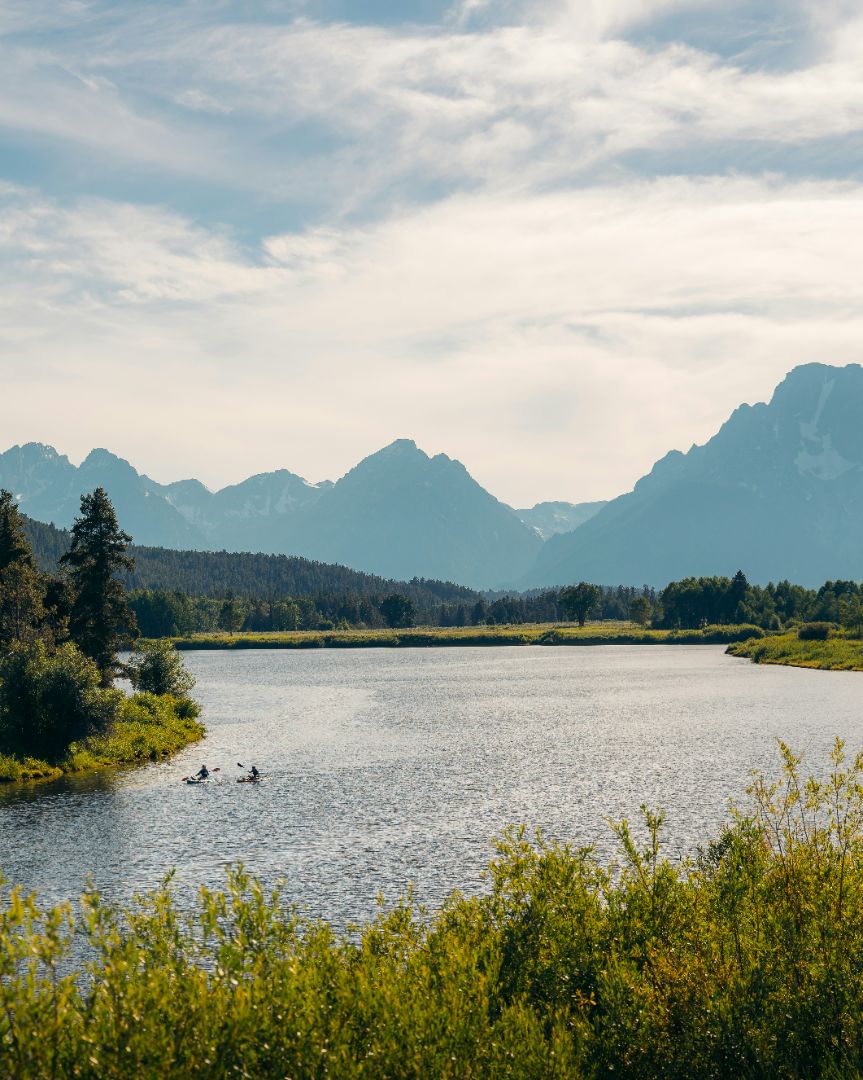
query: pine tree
[
  {"left": 60, "top": 488, "right": 137, "bottom": 684},
  {"left": 0, "top": 490, "right": 34, "bottom": 571},
  {"left": 0, "top": 490, "right": 47, "bottom": 647}
]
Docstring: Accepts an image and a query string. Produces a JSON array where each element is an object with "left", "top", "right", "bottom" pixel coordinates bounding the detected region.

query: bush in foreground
[{"left": 3, "top": 742, "right": 863, "bottom": 1077}]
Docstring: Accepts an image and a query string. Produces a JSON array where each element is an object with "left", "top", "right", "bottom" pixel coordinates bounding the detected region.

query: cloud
[
  {"left": 3, "top": 2, "right": 863, "bottom": 211},
  {"left": 3, "top": 2, "right": 863, "bottom": 506},
  {"left": 2, "top": 176, "right": 863, "bottom": 504}
]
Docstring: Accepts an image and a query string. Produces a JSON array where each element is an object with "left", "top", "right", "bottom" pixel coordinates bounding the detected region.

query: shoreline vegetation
[
  {"left": 728, "top": 631, "right": 863, "bottom": 671},
  {"left": 0, "top": 692, "right": 204, "bottom": 783},
  {"left": 164, "top": 622, "right": 766, "bottom": 650},
  {"left": 4, "top": 743, "right": 863, "bottom": 1076},
  {"left": 0, "top": 488, "right": 203, "bottom": 785}
]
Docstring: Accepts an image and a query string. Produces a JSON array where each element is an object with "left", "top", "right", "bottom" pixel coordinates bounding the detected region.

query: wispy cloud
[
  {"left": 2, "top": 1, "right": 863, "bottom": 502},
  {"left": 2, "top": 175, "right": 863, "bottom": 503}
]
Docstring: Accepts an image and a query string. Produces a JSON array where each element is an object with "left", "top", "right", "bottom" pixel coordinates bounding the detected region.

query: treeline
[
  {"left": 23, "top": 515, "right": 477, "bottom": 610},
  {"left": 654, "top": 571, "right": 863, "bottom": 632},
  {"left": 129, "top": 583, "right": 660, "bottom": 636},
  {"left": 22, "top": 513, "right": 862, "bottom": 635}
]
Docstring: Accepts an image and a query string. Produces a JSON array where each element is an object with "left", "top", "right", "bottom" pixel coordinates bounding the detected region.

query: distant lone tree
[
  {"left": 61, "top": 488, "right": 137, "bottom": 685},
  {"left": 379, "top": 594, "right": 416, "bottom": 629},
  {"left": 559, "top": 582, "right": 602, "bottom": 627},
  {"left": 218, "top": 598, "right": 245, "bottom": 635},
  {"left": 628, "top": 595, "right": 652, "bottom": 627}
]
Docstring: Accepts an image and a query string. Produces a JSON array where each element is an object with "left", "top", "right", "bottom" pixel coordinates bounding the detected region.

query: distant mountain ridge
[
  {"left": 8, "top": 363, "right": 862, "bottom": 590},
  {"left": 517, "top": 500, "right": 607, "bottom": 540},
  {"left": 523, "top": 362, "right": 863, "bottom": 588},
  {"left": 3, "top": 439, "right": 560, "bottom": 589}
]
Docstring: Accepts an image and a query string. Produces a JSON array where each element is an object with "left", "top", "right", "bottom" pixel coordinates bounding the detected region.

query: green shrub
[
  {"left": 0, "top": 640, "right": 121, "bottom": 761},
  {"left": 798, "top": 621, "right": 834, "bottom": 641},
  {"left": 126, "top": 639, "right": 196, "bottom": 697}
]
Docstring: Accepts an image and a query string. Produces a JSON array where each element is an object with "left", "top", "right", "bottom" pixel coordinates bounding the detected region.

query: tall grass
[
  {"left": 167, "top": 623, "right": 764, "bottom": 651},
  {"left": 729, "top": 632, "right": 863, "bottom": 670},
  {"left": 4, "top": 742, "right": 863, "bottom": 1076}
]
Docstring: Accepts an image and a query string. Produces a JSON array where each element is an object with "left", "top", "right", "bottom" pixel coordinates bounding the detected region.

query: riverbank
[
  {"left": 166, "top": 622, "right": 765, "bottom": 649},
  {"left": 728, "top": 632, "right": 863, "bottom": 670},
  {"left": 2, "top": 743, "right": 862, "bottom": 1077},
  {"left": 0, "top": 693, "right": 204, "bottom": 783}
]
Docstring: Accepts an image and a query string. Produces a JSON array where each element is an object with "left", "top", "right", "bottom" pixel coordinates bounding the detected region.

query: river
[{"left": 0, "top": 645, "right": 860, "bottom": 926}]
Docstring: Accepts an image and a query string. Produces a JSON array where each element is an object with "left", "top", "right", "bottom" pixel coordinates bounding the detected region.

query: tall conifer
[
  {"left": 61, "top": 488, "right": 137, "bottom": 684},
  {"left": 0, "top": 490, "right": 46, "bottom": 646}
]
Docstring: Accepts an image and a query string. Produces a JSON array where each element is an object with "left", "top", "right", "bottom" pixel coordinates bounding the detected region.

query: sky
[{"left": 2, "top": 0, "right": 863, "bottom": 506}]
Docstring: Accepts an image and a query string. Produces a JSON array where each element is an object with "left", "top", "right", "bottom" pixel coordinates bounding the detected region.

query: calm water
[{"left": 0, "top": 645, "right": 860, "bottom": 926}]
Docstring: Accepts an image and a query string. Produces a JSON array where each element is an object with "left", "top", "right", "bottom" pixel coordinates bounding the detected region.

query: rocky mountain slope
[{"left": 523, "top": 363, "right": 863, "bottom": 588}]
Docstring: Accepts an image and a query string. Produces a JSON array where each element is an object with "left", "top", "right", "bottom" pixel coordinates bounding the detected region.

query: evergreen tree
[
  {"left": 0, "top": 490, "right": 34, "bottom": 570},
  {"left": 0, "top": 490, "right": 47, "bottom": 647},
  {"left": 60, "top": 488, "right": 137, "bottom": 684}
]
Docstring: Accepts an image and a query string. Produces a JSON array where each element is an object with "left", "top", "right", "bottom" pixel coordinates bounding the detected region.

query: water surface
[{"left": 1, "top": 646, "right": 860, "bottom": 926}]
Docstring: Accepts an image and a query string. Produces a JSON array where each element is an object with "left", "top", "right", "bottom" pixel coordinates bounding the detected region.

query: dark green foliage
[
  {"left": 0, "top": 490, "right": 49, "bottom": 647},
  {"left": 628, "top": 595, "right": 652, "bottom": 625},
  {"left": 126, "top": 640, "right": 196, "bottom": 697},
  {"left": 0, "top": 490, "right": 34, "bottom": 570},
  {"left": 217, "top": 597, "right": 245, "bottom": 635},
  {"left": 379, "top": 593, "right": 416, "bottom": 629},
  {"left": 0, "top": 640, "right": 121, "bottom": 761},
  {"left": 558, "top": 581, "right": 602, "bottom": 626},
  {"left": 798, "top": 621, "right": 834, "bottom": 641},
  {"left": 60, "top": 488, "right": 137, "bottom": 684}
]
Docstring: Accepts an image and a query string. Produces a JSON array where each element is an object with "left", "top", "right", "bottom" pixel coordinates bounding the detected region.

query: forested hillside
[{"left": 23, "top": 514, "right": 477, "bottom": 609}]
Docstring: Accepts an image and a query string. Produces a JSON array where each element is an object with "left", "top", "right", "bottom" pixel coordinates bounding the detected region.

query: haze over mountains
[
  {"left": 3, "top": 363, "right": 862, "bottom": 589},
  {"left": 0, "top": 438, "right": 579, "bottom": 589},
  {"left": 529, "top": 363, "right": 863, "bottom": 589}
]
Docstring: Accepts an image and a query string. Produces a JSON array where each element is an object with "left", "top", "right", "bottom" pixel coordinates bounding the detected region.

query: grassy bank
[
  {"left": 0, "top": 693, "right": 204, "bottom": 783},
  {"left": 166, "top": 623, "right": 765, "bottom": 650},
  {"left": 3, "top": 742, "right": 863, "bottom": 1077},
  {"left": 728, "top": 632, "right": 863, "bottom": 671}
]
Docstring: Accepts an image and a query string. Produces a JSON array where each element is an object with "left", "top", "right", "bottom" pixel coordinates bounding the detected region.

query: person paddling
[
  {"left": 249, "top": 765, "right": 260, "bottom": 779},
  {"left": 195, "top": 764, "right": 210, "bottom": 780}
]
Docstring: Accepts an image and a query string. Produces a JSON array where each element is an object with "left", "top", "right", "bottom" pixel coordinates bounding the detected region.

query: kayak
[
  {"left": 237, "top": 776, "right": 265, "bottom": 784},
  {"left": 185, "top": 777, "right": 212, "bottom": 785}
]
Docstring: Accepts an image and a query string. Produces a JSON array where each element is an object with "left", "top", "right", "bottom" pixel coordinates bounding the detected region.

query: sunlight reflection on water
[{"left": 1, "top": 645, "right": 860, "bottom": 927}]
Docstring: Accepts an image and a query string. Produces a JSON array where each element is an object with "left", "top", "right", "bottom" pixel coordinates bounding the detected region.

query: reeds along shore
[
  {"left": 3, "top": 741, "right": 863, "bottom": 1078},
  {"left": 728, "top": 632, "right": 863, "bottom": 671},
  {"left": 165, "top": 623, "right": 765, "bottom": 650}
]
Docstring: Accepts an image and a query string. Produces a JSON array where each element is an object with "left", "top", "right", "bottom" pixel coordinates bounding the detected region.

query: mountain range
[
  {"left": 4, "top": 362, "right": 862, "bottom": 589},
  {"left": 1, "top": 438, "right": 596, "bottom": 589}
]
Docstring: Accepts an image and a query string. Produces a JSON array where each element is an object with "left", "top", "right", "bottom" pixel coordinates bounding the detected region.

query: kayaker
[
  {"left": 250, "top": 765, "right": 260, "bottom": 779},
  {"left": 196, "top": 764, "right": 210, "bottom": 780}
]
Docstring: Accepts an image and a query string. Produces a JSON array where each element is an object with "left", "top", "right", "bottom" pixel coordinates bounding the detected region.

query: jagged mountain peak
[{"left": 524, "top": 361, "right": 863, "bottom": 589}]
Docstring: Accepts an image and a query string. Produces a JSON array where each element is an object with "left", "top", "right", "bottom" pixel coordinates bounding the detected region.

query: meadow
[
  {"left": 2, "top": 741, "right": 863, "bottom": 1077},
  {"left": 166, "top": 623, "right": 765, "bottom": 650},
  {"left": 728, "top": 632, "right": 863, "bottom": 671}
]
